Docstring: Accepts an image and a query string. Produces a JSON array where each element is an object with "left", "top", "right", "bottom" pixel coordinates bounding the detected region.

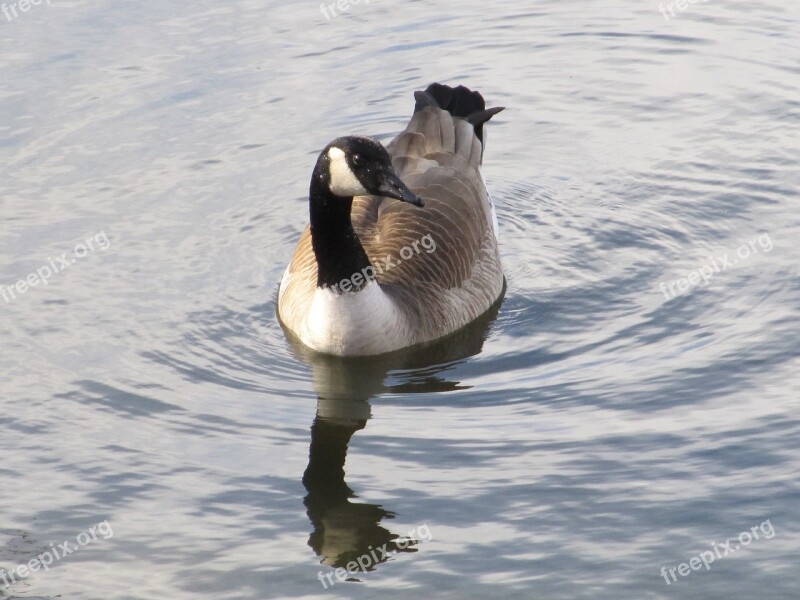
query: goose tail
[{"left": 413, "top": 83, "right": 504, "bottom": 145}]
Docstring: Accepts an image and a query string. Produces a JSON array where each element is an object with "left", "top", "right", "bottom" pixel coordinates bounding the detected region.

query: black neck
[{"left": 309, "top": 163, "right": 372, "bottom": 290}]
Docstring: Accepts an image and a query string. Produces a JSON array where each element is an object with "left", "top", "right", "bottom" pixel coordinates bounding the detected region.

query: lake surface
[{"left": 1, "top": 0, "right": 798, "bottom": 598}]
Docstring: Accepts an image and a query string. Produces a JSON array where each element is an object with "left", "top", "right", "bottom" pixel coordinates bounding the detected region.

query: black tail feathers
[{"left": 413, "top": 83, "right": 504, "bottom": 144}]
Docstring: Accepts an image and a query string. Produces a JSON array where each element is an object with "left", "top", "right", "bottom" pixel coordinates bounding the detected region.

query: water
[{"left": 1, "top": 0, "right": 799, "bottom": 598}]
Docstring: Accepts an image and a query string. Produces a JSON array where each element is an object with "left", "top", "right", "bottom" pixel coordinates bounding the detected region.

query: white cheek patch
[{"left": 327, "top": 147, "right": 368, "bottom": 197}]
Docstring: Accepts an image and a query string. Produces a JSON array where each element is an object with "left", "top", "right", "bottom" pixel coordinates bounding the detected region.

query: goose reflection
[{"left": 281, "top": 293, "right": 504, "bottom": 575}]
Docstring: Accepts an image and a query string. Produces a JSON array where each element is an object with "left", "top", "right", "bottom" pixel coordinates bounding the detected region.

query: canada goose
[{"left": 278, "top": 83, "right": 505, "bottom": 356}]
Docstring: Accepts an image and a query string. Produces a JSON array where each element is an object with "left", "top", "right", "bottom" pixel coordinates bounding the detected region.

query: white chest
[{"left": 300, "top": 283, "right": 408, "bottom": 356}]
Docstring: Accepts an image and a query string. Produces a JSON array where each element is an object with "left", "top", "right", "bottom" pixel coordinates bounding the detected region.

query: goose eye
[{"left": 352, "top": 154, "right": 362, "bottom": 167}]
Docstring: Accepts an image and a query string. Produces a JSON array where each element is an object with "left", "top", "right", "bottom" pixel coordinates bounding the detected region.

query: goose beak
[{"left": 377, "top": 169, "right": 425, "bottom": 207}]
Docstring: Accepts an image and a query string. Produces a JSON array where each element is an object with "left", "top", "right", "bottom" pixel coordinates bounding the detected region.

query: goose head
[{"left": 317, "top": 136, "right": 424, "bottom": 207}]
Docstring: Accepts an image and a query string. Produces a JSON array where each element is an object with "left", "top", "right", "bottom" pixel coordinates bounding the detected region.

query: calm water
[{"left": 1, "top": 0, "right": 799, "bottom": 598}]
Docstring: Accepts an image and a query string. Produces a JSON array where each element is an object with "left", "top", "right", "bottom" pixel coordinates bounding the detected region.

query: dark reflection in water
[
  {"left": 302, "top": 407, "right": 416, "bottom": 572},
  {"left": 282, "top": 288, "right": 504, "bottom": 573}
]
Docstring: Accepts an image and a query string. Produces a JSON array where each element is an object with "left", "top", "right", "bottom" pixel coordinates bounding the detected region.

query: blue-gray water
[{"left": 1, "top": 1, "right": 799, "bottom": 598}]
